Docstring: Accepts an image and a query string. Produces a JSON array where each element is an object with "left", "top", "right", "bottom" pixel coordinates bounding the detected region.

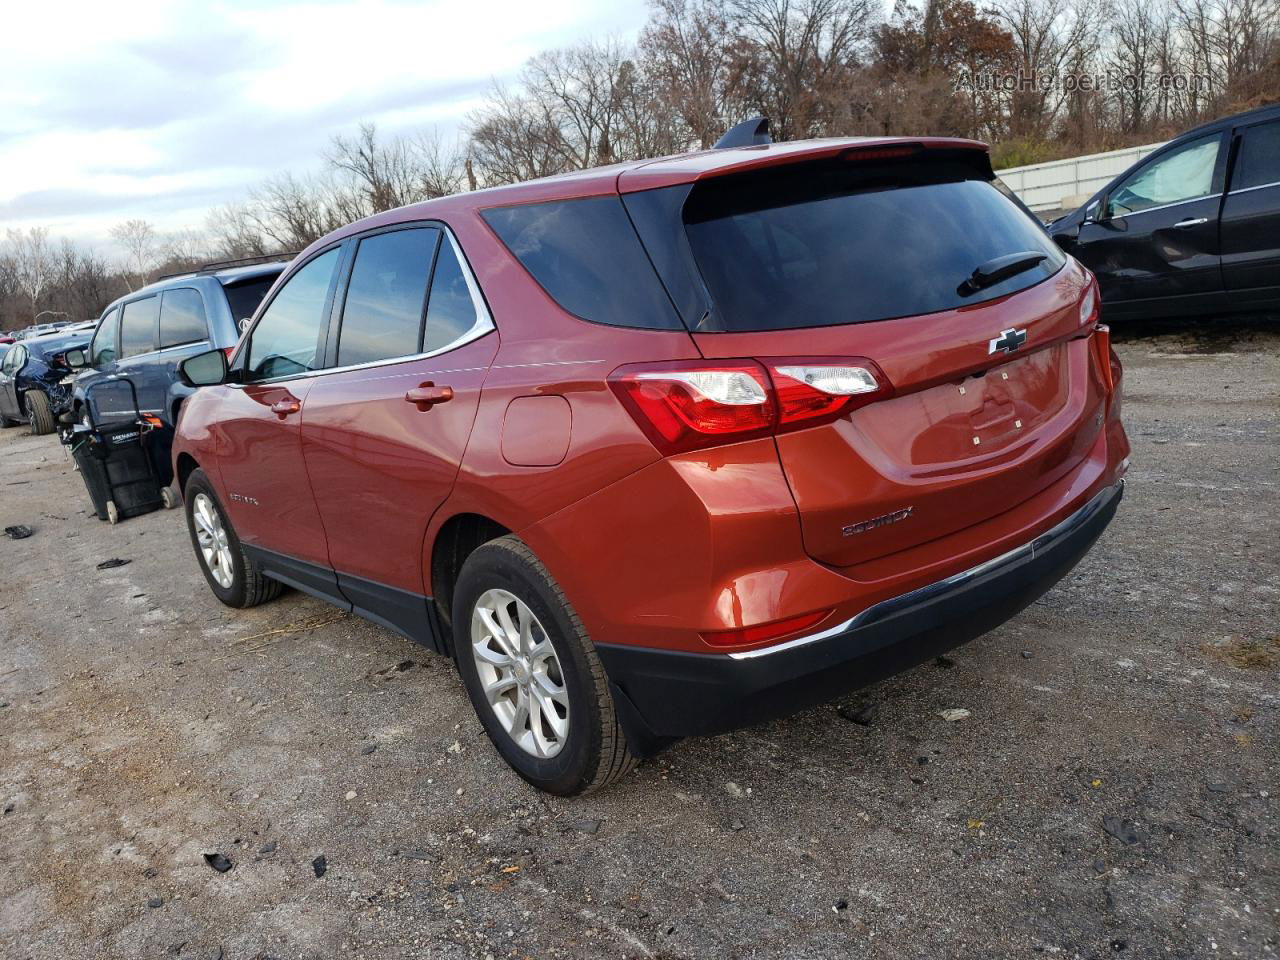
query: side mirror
[
  {"left": 64, "top": 347, "right": 89, "bottom": 370},
  {"left": 179, "top": 348, "right": 229, "bottom": 387}
]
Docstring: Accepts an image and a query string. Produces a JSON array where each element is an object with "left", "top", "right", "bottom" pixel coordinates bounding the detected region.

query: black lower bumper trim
[{"left": 597, "top": 482, "right": 1123, "bottom": 746}]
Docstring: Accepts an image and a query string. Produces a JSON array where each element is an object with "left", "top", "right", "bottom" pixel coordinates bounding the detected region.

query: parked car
[
  {"left": 17, "top": 323, "right": 62, "bottom": 340},
  {"left": 67, "top": 259, "right": 288, "bottom": 430},
  {"left": 0, "top": 329, "right": 93, "bottom": 433},
  {"left": 171, "top": 130, "right": 1130, "bottom": 795},
  {"left": 1049, "top": 103, "right": 1280, "bottom": 320}
]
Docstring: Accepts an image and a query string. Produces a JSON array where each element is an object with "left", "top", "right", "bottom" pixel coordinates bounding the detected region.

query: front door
[
  {"left": 1075, "top": 133, "right": 1227, "bottom": 312},
  {"left": 299, "top": 225, "right": 497, "bottom": 640},
  {"left": 212, "top": 245, "right": 344, "bottom": 587}
]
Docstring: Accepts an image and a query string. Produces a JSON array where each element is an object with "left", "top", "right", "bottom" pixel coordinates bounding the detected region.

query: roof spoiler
[{"left": 713, "top": 116, "right": 772, "bottom": 149}]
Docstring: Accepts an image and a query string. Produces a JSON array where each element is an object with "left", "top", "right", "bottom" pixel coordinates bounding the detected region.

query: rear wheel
[
  {"left": 183, "top": 468, "right": 282, "bottom": 608},
  {"left": 24, "top": 390, "right": 55, "bottom": 435},
  {"left": 453, "top": 535, "right": 637, "bottom": 795}
]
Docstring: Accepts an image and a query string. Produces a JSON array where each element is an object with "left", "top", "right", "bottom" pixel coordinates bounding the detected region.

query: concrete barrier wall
[{"left": 996, "top": 142, "right": 1167, "bottom": 214}]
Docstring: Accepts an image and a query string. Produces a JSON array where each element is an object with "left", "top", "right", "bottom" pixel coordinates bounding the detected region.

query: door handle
[
  {"left": 1174, "top": 217, "right": 1208, "bottom": 228},
  {"left": 404, "top": 383, "right": 454, "bottom": 410},
  {"left": 269, "top": 399, "right": 300, "bottom": 418}
]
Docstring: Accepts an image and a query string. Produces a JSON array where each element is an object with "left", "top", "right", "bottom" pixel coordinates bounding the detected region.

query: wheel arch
[
  {"left": 175, "top": 452, "right": 201, "bottom": 496},
  {"left": 429, "top": 512, "right": 513, "bottom": 630}
]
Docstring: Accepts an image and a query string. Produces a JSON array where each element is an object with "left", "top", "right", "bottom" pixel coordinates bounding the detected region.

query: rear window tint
[
  {"left": 482, "top": 196, "right": 682, "bottom": 330},
  {"left": 225, "top": 277, "right": 277, "bottom": 327},
  {"left": 1234, "top": 119, "right": 1280, "bottom": 191},
  {"left": 682, "top": 168, "right": 1065, "bottom": 332},
  {"left": 338, "top": 227, "right": 440, "bottom": 366},
  {"left": 423, "top": 236, "right": 479, "bottom": 352},
  {"left": 159, "top": 288, "right": 208, "bottom": 348},
  {"left": 120, "top": 296, "right": 159, "bottom": 357}
]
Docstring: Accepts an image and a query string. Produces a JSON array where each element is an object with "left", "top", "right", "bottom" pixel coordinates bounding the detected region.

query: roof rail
[
  {"left": 713, "top": 116, "right": 772, "bottom": 149},
  {"left": 154, "top": 251, "right": 299, "bottom": 283}
]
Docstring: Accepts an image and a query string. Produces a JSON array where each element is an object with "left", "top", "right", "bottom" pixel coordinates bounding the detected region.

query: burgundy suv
[{"left": 173, "top": 135, "right": 1129, "bottom": 794}]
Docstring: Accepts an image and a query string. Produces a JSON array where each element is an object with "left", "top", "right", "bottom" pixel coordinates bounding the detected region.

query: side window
[
  {"left": 91, "top": 309, "right": 118, "bottom": 366},
  {"left": 1233, "top": 120, "right": 1280, "bottom": 191},
  {"left": 159, "top": 288, "right": 208, "bottom": 349},
  {"left": 2, "top": 346, "right": 22, "bottom": 373},
  {"left": 481, "top": 196, "right": 683, "bottom": 330},
  {"left": 119, "top": 297, "right": 159, "bottom": 358},
  {"left": 337, "top": 227, "right": 440, "bottom": 367},
  {"left": 247, "top": 247, "right": 340, "bottom": 381},
  {"left": 424, "top": 236, "right": 480, "bottom": 353},
  {"left": 1109, "top": 135, "right": 1221, "bottom": 216}
]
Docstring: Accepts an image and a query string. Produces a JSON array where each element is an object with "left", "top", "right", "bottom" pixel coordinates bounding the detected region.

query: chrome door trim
[{"left": 1109, "top": 193, "right": 1221, "bottom": 221}]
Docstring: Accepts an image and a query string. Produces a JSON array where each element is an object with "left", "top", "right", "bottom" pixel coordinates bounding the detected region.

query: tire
[
  {"left": 161, "top": 486, "right": 179, "bottom": 510},
  {"left": 182, "top": 468, "right": 282, "bottom": 608},
  {"left": 24, "top": 390, "right": 55, "bottom": 435},
  {"left": 452, "top": 535, "right": 637, "bottom": 795}
]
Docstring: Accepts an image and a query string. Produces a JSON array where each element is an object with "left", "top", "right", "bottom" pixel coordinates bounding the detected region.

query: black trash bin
[{"left": 65, "top": 379, "right": 174, "bottom": 524}]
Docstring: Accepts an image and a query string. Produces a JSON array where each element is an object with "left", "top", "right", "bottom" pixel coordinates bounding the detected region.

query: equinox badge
[
  {"left": 843, "top": 506, "right": 914, "bottom": 536},
  {"left": 988, "top": 328, "right": 1027, "bottom": 354}
]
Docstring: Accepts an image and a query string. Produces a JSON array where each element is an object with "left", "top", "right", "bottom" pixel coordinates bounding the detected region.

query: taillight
[
  {"left": 609, "top": 360, "right": 776, "bottom": 454},
  {"left": 222, "top": 346, "right": 237, "bottom": 361},
  {"left": 1079, "top": 274, "right": 1100, "bottom": 327},
  {"left": 701, "top": 609, "right": 832, "bottom": 649},
  {"left": 52, "top": 353, "right": 67, "bottom": 367},
  {"left": 766, "top": 358, "right": 893, "bottom": 430},
  {"left": 1094, "top": 324, "right": 1115, "bottom": 393},
  {"left": 609, "top": 357, "right": 893, "bottom": 455}
]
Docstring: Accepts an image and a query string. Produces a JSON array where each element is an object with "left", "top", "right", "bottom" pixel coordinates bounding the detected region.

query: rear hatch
[{"left": 623, "top": 145, "right": 1107, "bottom": 570}]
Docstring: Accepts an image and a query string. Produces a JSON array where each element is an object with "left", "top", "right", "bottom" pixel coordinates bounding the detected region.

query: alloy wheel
[
  {"left": 192, "top": 493, "right": 235, "bottom": 589},
  {"left": 470, "top": 588, "right": 570, "bottom": 759}
]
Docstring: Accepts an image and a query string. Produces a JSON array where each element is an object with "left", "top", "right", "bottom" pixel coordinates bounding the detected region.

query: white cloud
[{"left": 0, "top": 0, "right": 648, "bottom": 256}]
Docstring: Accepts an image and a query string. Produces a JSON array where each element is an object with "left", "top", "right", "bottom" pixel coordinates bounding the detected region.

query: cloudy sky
[{"left": 0, "top": 0, "right": 648, "bottom": 257}]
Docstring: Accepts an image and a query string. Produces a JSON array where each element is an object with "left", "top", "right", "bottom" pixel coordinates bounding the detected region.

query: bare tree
[
  {"left": 110, "top": 219, "right": 159, "bottom": 289},
  {"left": 6, "top": 227, "right": 55, "bottom": 322}
]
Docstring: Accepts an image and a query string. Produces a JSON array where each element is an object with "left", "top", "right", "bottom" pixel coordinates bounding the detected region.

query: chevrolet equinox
[{"left": 173, "top": 133, "right": 1130, "bottom": 795}]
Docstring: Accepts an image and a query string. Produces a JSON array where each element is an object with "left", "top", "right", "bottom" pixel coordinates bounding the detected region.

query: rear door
[
  {"left": 112, "top": 295, "right": 161, "bottom": 419},
  {"left": 1220, "top": 116, "right": 1280, "bottom": 305},
  {"left": 0, "top": 346, "right": 25, "bottom": 419},
  {"left": 213, "top": 246, "right": 342, "bottom": 581},
  {"left": 1074, "top": 133, "right": 1227, "bottom": 310},
  {"left": 635, "top": 152, "right": 1110, "bottom": 571},
  {"left": 155, "top": 286, "right": 213, "bottom": 422},
  {"left": 300, "top": 223, "right": 497, "bottom": 636}
]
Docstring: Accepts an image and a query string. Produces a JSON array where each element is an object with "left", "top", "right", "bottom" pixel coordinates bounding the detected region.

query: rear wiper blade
[{"left": 957, "top": 251, "right": 1048, "bottom": 297}]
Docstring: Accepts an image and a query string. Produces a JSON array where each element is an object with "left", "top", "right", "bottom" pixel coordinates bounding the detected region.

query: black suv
[{"left": 1049, "top": 104, "right": 1279, "bottom": 321}]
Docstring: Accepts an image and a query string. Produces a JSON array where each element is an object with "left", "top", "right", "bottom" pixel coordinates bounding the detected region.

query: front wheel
[
  {"left": 453, "top": 535, "right": 637, "bottom": 795},
  {"left": 182, "top": 468, "right": 282, "bottom": 608}
]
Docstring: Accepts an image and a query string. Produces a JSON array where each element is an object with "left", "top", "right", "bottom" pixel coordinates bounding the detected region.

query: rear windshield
[
  {"left": 682, "top": 165, "right": 1065, "bottom": 332},
  {"left": 224, "top": 276, "right": 278, "bottom": 326}
]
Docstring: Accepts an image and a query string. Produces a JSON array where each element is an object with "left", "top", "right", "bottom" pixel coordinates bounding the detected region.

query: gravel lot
[{"left": 1, "top": 321, "right": 1276, "bottom": 960}]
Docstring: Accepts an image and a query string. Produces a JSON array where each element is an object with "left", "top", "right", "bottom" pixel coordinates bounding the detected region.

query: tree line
[{"left": 3, "top": 0, "right": 1275, "bottom": 330}]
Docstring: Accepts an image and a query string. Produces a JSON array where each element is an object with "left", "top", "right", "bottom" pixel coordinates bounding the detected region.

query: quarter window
[
  {"left": 91, "top": 308, "right": 118, "bottom": 366},
  {"left": 120, "top": 296, "right": 159, "bottom": 358},
  {"left": 1108, "top": 135, "right": 1221, "bottom": 216},
  {"left": 2, "top": 345, "right": 24, "bottom": 373},
  {"left": 337, "top": 228, "right": 440, "bottom": 367},
  {"left": 1233, "top": 120, "right": 1280, "bottom": 191},
  {"left": 247, "top": 248, "right": 340, "bottom": 381},
  {"left": 159, "top": 288, "right": 208, "bottom": 349},
  {"left": 424, "top": 236, "right": 479, "bottom": 352}
]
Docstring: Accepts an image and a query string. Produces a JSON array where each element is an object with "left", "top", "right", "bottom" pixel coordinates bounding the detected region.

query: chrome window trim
[
  {"left": 1228, "top": 179, "right": 1280, "bottom": 196},
  {"left": 231, "top": 225, "right": 495, "bottom": 389},
  {"left": 728, "top": 482, "right": 1123, "bottom": 660},
  {"left": 1109, "top": 193, "right": 1221, "bottom": 221}
]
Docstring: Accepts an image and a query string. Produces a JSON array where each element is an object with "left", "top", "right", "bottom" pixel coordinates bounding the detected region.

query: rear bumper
[{"left": 596, "top": 480, "right": 1123, "bottom": 746}]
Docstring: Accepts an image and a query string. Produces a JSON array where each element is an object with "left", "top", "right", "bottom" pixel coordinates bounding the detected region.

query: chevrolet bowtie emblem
[{"left": 988, "top": 328, "right": 1027, "bottom": 354}]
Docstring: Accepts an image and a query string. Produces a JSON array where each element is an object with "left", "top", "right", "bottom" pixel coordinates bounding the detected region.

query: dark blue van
[{"left": 72, "top": 259, "right": 287, "bottom": 426}]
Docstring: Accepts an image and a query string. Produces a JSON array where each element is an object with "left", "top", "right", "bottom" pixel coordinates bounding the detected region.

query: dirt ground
[{"left": 1, "top": 320, "right": 1276, "bottom": 960}]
